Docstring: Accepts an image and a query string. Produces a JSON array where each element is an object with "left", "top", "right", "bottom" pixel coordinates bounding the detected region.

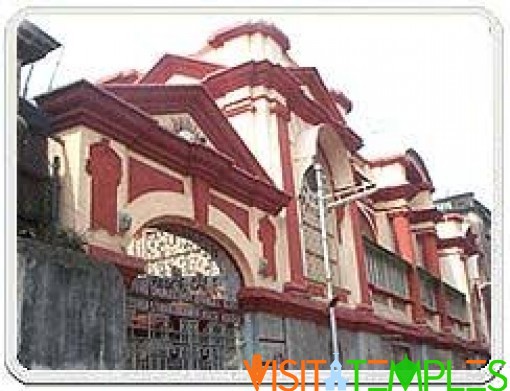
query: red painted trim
[
  {"left": 349, "top": 203, "right": 372, "bottom": 306},
  {"left": 192, "top": 177, "right": 209, "bottom": 228},
  {"left": 138, "top": 54, "right": 224, "bottom": 84},
  {"left": 370, "top": 155, "right": 406, "bottom": 167},
  {"left": 288, "top": 67, "right": 345, "bottom": 123},
  {"left": 86, "top": 139, "right": 121, "bottom": 235},
  {"left": 369, "top": 149, "right": 434, "bottom": 189},
  {"left": 210, "top": 193, "right": 250, "bottom": 238},
  {"left": 36, "top": 80, "right": 289, "bottom": 215},
  {"left": 442, "top": 213, "right": 465, "bottom": 223},
  {"left": 276, "top": 109, "right": 305, "bottom": 287},
  {"left": 207, "top": 21, "right": 291, "bottom": 51},
  {"left": 305, "top": 279, "right": 350, "bottom": 302},
  {"left": 419, "top": 231, "right": 441, "bottom": 278},
  {"left": 436, "top": 283, "right": 452, "bottom": 331},
  {"left": 88, "top": 245, "right": 145, "bottom": 286},
  {"left": 128, "top": 157, "right": 184, "bottom": 202},
  {"left": 203, "top": 60, "right": 363, "bottom": 151},
  {"left": 222, "top": 94, "right": 277, "bottom": 111},
  {"left": 223, "top": 102, "right": 257, "bottom": 117},
  {"left": 237, "top": 287, "right": 489, "bottom": 354},
  {"left": 104, "top": 84, "right": 272, "bottom": 184},
  {"left": 389, "top": 210, "right": 415, "bottom": 264},
  {"left": 99, "top": 69, "right": 141, "bottom": 85},
  {"left": 368, "top": 283, "right": 412, "bottom": 304},
  {"left": 389, "top": 210, "right": 426, "bottom": 323},
  {"left": 329, "top": 89, "right": 353, "bottom": 113},
  {"left": 409, "top": 268, "right": 427, "bottom": 323},
  {"left": 448, "top": 315, "right": 471, "bottom": 327},
  {"left": 409, "top": 208, "right": 442, "bottom": 224},
  {"left": 258, "top": 216, "right": 277, "bottom": 279},
  {"left": 370, "top": 183, "right": 432, "bottom": 203},
  {"left": 437, "top": 236, "right": 478, "bottom": 255}
]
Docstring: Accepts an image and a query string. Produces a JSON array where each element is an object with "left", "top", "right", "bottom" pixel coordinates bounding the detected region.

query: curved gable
[{"left": 405, "top": 148, "right": 434, "bottom": 188}]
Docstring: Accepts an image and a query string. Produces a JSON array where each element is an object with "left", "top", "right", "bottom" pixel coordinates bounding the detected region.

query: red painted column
[
  {"left": 192, "top": 176, "right": 210, "bottom": 228},
  {"left": 273, "top": 103, "right": 306, "bottom": 291},
  {"left": 391, "top": 211, "right": 415, "bottom": 264},
  {"left": 390, "top": 210, "right": 425, "bottom": 324},
  {"left": 421, "top": 231, "right": 440, "bottom": 277},
  {"left": 258, "top": 216, "right": 277, "bottom": 280},
  {"left": 420, "top": 230, "right": 450, "bottom": 331},
  {"left": 349, "top": 203, "right": 372, "bottom": 308},
  {"left": 86, "top": 139, "right": 121, "bottom": 235},
  {"left": 436, "top": 283, "right": 452, "bottom": 331}
]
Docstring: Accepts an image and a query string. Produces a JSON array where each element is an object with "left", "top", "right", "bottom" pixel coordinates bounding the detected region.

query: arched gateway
[{"left": 125, "top": 224, "right": 243, "bottom": 370}]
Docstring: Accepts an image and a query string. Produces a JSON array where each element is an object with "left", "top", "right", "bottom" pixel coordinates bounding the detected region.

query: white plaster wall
[
  {"left": 436, "top": 220, "right": 465, "bottom": 239},
  {"left": 220, "top": 89, "right": 285, "bottom": 189},
  {"left": 208, "top": 206, "right": 259, "bottom": 288},
  {"left": 439, "top": 250, "right": 468, "bottom": 295},
  {"left": 409, "top": 190, "right": 434, "bottom": 209},
  {"left": 373, "top": 211, "right": 397, "bottom": 252},
  {"left": 48, "top": 126, "right": 102, "bottom": 236},
  {"left": 199, "top": 33, "right": 291, "bottom": 67},
  {"left": 466, "top": 254, "right": 481, "bottom": 281},
  {"left": 371, "top": 163, "right": 407, "bottom": 188},
  {"left": 337, "top": 207, "right": 362, "bottom": 304},
  {"left": 165, "top": 75, "right": 200, "bottom": 85}
]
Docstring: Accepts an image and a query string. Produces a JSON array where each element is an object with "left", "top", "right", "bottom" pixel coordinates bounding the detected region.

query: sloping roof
[
  {"left": 17, "top": 20, "right": 60, "bottom": 66},
  {"left": 138, "top": 54, "right": 224, "bottom": 84}
]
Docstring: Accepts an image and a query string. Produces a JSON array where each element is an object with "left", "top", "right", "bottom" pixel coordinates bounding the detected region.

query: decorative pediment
[
  {"left": 104, "top": 84, "right": 273, "bottom": 184},
  {"left": 154, "top": 114, "right": 211, "bottom": 147}
]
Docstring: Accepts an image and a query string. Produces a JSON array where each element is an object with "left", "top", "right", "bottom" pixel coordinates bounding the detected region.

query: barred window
[
  {"left": 364, "top": 239, "right": 408, "bottom": 298},
  {"left": 299, "top": 166, "right": 339, "bottom": 284}
]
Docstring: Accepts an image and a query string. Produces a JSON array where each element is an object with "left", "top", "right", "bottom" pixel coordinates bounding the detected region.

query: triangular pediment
[
  {"left": 104, "top": 84, "right": 273, "bottom": 185},
  {"left": 138, "top": 54, "right": 224, "bottom": 84}
]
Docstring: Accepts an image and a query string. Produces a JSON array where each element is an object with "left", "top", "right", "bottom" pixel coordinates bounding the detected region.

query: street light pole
[
  {"left": 314, "top": 161, "right": 378, "bottom": 358},
  {"left": 314, "top": 162, "right": 339, "bottom": 357}
]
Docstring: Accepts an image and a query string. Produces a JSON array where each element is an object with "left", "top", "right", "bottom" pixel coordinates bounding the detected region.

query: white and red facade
[{"left": 36, "top": 22, "right": 489, "bottom": 366}]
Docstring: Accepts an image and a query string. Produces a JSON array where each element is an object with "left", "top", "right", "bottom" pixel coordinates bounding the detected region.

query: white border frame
[{"left": 4, "top": 6, "right": 503, "bottom": 385}]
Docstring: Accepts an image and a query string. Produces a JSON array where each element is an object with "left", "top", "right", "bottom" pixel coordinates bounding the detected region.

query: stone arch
[
  {"left": 124, "top": 215, "right": 248, "bottom": 370},
  {"left": 294, "top": 124, "right": 351, "bottom": 288},
  {"left": 294, "top": 123, "right": 354, "bottom": 194},
  {"left": 123, "top": 192, "right": 256, "bottom": 287},
  {"left": 404, "top": 148, "right": 434, "bottom": 188}
]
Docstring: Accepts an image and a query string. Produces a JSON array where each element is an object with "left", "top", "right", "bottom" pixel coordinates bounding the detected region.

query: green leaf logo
[{"left": 393, "top": 355, "right": 420, "bottom": 391}]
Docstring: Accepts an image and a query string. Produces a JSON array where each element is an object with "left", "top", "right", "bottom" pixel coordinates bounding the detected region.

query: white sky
[{"left": 24, "top": 12, "right": 495, "bottom": 209}]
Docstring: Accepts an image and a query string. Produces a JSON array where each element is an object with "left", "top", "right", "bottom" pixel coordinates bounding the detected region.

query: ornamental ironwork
[{"left": 126, "top": 226, "right": 243, "bottom": 370}]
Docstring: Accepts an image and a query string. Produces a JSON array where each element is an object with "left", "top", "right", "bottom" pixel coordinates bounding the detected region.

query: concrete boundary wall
[{"left": 17, "top": 238, "right": 126, "bottom": 369}]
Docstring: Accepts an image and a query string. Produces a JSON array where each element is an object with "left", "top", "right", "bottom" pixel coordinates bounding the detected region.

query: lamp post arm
[{"left": 327, "top": 184, "right": 378, "bottom": 210}]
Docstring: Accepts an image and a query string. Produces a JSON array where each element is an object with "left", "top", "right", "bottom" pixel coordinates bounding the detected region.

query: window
[
  {"left": 419, "top": 272, "right": 437, "bottom": 310},
  {"left": 364, "top": 239, "right": 408, "bottom": 298},
  {"left": 445, "top": 285, "right": 467, "bottom": 320},
  {"left": 299, "top": 166, "right": 339, "bottom": 284},
  {"left": 413, "top": 234, "right": 424, "bottom": 267}
]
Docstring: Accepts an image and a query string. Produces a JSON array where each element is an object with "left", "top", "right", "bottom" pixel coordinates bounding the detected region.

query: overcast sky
[{"left": 24, "top": 11, "right": 495, "bottom": 208}]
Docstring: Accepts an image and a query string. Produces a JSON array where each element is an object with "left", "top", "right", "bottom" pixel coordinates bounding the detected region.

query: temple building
[{"left": 34, "top": 21, "right": 490, "bottom": 370}]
